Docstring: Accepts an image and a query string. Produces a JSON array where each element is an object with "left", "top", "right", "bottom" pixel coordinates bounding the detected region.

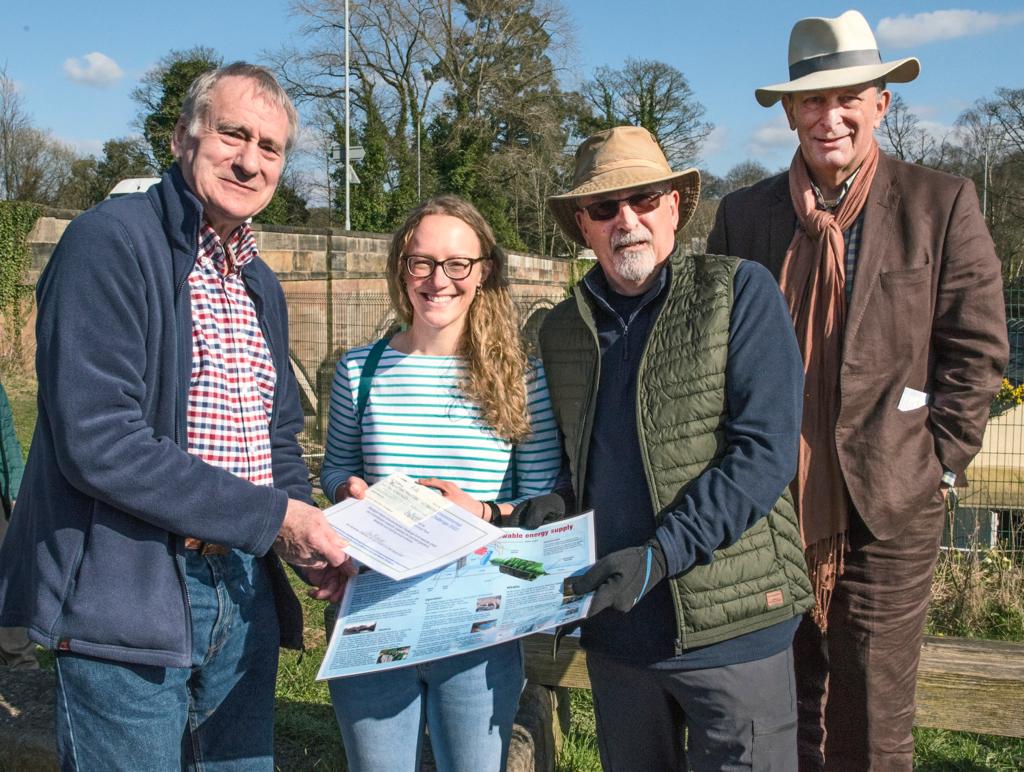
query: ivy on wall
[{"left": 0, "top": 201, "right": 41, "bottom": 367}]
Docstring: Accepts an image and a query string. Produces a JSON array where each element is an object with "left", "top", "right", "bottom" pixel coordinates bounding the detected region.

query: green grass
[
  {"left": 273, "top": 580, "right": 348, "bottom": 771},
  {"left": 3, "top": 370, "right": 36, "bottom": 459},
  {"left": 913, "top": 728, "right": 1024, "bottom": 771},
  {"left": 556, "top": 689, "right": 601, "bottom": 772}
]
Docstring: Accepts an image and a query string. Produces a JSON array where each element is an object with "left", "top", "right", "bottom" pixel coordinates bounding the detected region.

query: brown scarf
[{"left": 779, "top": 141, "right": 879, "bottom": 630}]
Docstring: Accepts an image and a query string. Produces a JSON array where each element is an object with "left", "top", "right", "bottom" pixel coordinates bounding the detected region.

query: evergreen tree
[
  {"left": 254, "top": 181, "right": 310, "bottom": 226},
  {"left": 131, "top": 47, "right": 222, "bottom": 171}
]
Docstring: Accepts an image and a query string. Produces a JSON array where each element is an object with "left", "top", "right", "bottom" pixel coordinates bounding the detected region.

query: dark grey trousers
[{"left": 586, "top": 646, "right": 798, "bottom": 771}]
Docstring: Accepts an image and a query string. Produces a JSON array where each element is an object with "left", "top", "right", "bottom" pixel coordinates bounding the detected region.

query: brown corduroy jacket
[{"left": 708, "top": 151, "right": 1008, "bottom": 541}]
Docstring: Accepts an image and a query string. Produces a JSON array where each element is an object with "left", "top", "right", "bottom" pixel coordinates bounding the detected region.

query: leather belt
[{"left": 183, "top": 537, "right": 230, "bottom": 556}]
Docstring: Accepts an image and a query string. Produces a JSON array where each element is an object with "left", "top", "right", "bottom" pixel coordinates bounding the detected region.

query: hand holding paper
[
  {"left": 305, "top": 564, "right": 357, "bottom": 604},
  {"left": 323, "top": 474, "right": 503, "bottom": 580},
  {"left": 567, "top": 539, "right": 667, "bottom": 615},
  {"left": 417, "top": 477, "right": 486, "bottom": 520},
  {"left": 275, "top": 498, "right": 351, "bottom": 569},
  {"left": 333, "top": 475, "right": 369, "bottom": 503}
]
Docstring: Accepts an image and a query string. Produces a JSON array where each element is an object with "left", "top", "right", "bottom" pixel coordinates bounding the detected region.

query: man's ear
[
  {"left": 782, "top": 95, "right": 798, "bottom": 131},
  {"left": 170, "top": 120, "right": 187, "bottom": 160},
  {"left": 873, "top": 88, "right": 892, "bottom": 129},
  {"left": 574, "top": 209, "right": 592, "bottom": 248}
]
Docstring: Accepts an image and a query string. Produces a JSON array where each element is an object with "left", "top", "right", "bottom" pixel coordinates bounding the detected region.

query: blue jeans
[
  {"left": 55, "top": 549, "right": 280, "bottom": 771},
  {"left": 328, "top": 641, "right": 524, "bottom": 772}
]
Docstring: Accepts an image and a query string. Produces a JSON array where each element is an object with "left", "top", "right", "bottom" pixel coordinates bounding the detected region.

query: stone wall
[
  {"left": 23, "top": 214, "right": 570, "bottom": 294},
  {"left": 16, "top": 213, "right": 571, "bottom": 446}
]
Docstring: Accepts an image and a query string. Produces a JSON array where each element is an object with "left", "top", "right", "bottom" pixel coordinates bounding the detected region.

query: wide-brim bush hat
[
  {"left": 547, "top": 126, "right": 700, "bottom": 247},
  {"left": 755, "top": 9, "right": 919, "bottom": 107}
]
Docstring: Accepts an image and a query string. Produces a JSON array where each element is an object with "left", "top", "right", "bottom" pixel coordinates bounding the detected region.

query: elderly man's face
[
  {"left": 172, "top": 76, "right": 289, "bottom": 240},
  {"left": 574, "top": 186, "right": 680, "bottom": 296},
  {"left": 783, "top": 83, "right": 890, "bottom": 197}
]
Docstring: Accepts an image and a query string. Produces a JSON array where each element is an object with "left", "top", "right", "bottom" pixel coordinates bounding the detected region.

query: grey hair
[{"left": 179, "top": 62, "right": 299, "bottom": 154}]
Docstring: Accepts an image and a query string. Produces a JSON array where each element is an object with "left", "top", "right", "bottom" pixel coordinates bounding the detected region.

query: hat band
[{"left": 789, "top": 48, "right": 882, "bottom": 80}]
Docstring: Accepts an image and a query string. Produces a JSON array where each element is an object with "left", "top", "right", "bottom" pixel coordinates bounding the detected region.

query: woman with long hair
[{"left": 320, "top": 194, "right": 561, "bottom": 771}]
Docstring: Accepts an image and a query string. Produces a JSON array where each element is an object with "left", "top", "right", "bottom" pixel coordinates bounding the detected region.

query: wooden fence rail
[
  {"left": 522, "top": 633, "right": 1024, "bottom": 739},
  {"left": 3, "top": 634, "right": 1021, "bottom": 770}
]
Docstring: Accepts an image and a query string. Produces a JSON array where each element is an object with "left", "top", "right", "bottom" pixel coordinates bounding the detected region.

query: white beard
[{"left": 610, "top": 228, "right": 657, "bottom": 284}]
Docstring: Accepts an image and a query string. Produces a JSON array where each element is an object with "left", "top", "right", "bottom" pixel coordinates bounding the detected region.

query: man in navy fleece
[
  {"left": 0, "top": 63, "right": 352, "bottom": 769},
  {"left": 540, "top": 126, "right": 813, "bottom": 770}
]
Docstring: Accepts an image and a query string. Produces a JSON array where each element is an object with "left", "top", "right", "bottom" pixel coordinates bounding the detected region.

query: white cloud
[
  {"left": 63, "top": 52, "right": 123, "bottom": 87},
  {"left": 62, "top": 137, "right": 104, "bottom": 158},
  {"left": 918, "top": 119, "right": 954, "bottom": 139},
  {"left": 747, "top": 114, "right": 797, "bottom": 159},
  {"left": 876, "top": 10, "right": 1024, "bottom": 48},
  {"left": 701, "top": 125, "right": 728, "bottom": 158}
]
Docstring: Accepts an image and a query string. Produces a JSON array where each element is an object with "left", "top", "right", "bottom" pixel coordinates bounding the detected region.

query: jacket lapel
[
  {"left": 766, "top": 174, "right": 795, "bottom": 280},
  {"left": 845, "top": 152, "right": 899, "bottom": 344}
]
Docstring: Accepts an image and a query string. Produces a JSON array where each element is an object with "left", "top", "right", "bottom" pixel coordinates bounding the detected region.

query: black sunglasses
[{"left": 580, "top": 190, "right": 667, "bottom": 221}]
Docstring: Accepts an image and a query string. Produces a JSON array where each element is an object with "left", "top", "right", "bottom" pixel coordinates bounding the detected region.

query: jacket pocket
[{"left": 879, "top": 264, "right": 931, "bottom": 288}]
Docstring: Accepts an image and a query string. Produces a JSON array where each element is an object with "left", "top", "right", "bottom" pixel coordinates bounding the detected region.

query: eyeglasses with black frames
[
  {"left": 580, "top": 190, "right": 668, "bottom": 221},
  {"left": 403, "top": 255, "right": 489, "bottom": 280}
]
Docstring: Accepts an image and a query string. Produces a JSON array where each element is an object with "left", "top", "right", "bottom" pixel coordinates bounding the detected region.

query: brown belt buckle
[{"left": 183, "top": 537, "right": 230, "bottom": 556}]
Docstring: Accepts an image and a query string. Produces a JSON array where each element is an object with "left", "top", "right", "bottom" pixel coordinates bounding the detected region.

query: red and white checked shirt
[{"left": 187, "top": 222, "right": 277, "bottom": 487}]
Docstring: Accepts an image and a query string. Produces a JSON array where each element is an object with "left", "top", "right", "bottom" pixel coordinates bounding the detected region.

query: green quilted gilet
[{"left": 540, "top": 251, "right": 813, "bottom": 650}]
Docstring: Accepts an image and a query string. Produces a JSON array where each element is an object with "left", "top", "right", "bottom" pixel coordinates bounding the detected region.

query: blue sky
[{"left": 5, "top": 0, "right": 1023, "bottom": 182}]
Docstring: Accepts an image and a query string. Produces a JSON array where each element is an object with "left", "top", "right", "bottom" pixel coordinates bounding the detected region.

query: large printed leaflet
[{"left": 317, "top": 511, "right": 595, "bottom": 679}]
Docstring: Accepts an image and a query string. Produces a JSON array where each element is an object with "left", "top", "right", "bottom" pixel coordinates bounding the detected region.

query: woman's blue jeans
[
  {"left": 54, "top": 549, "right": 280, "bottom": 771},
  {"left": 328, "top": 640, "right": 525, "bottom": 772}
]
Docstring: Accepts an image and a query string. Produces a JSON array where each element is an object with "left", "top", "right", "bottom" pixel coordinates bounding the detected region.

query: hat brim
[
  {"left": 755, "top": 57, "right": 919, "bottom": 107},
  {"left": 547, "top": 168, "right": 701, "bottom": 248}
]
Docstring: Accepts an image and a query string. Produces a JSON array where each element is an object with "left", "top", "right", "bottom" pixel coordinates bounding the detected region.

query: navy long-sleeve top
[{"left": 580, "top": 257, "right": 804, "bottom": 668}]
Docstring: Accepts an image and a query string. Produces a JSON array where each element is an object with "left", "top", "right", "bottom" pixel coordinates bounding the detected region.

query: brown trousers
[{"left": 793, "top": 499, "right": 945, "bottom": 771}]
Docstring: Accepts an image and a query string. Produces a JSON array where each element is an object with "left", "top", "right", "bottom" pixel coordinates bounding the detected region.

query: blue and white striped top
[{"left": 321, "top": 341, "right": 561, "bottom": 505}]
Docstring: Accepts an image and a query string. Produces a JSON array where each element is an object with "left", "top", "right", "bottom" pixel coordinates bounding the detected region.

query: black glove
[
  {"left": 567, "top": 539, "right": 667, "bottom": 616},
  {"left": 501, "top": 493, "right": 565, "bottom": 530}
]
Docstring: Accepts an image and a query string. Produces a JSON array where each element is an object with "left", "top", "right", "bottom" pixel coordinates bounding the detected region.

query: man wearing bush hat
[
  {"left": 540, "top": 125, "right": 813, "bottom": 769},
  {"left": 709, "top": 10, "right": 1008, "bottom": 770}
]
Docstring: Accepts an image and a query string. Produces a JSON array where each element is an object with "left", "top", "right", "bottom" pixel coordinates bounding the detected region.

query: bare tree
[
  {"left": 0, "top": 63, "right": 32, "bottom": 200},
  {"left": 984, "top": 87, "right": 1024, "bottom": 156},
  {"left": 271, "top": 0, "right": 437, "bottom": 149},
  {"left": 956, "top": 102, "right": 1011, "bottom": 219},
  {"left": 0, "top": 66, "right": 81, "bottom": 205},
  {"left": 879, "top": 93, "right": 948, "bottom": 166},
  {"left": 581, "top": 59, "right": 713, "bottom": 168},
  {"left": 723, "top": 160, "right": 772, "bottom": 194},
  {"left": 268, "top": 0, "right": 443, "bottom": 229},
  {"left": 271, "top": 0, "right": 578, "bottom": 251},
  {"left": 3, "top": 128, "right": 79, "bottom": 204},
  {"left": 954, "top": 90, "right": 1024, "bottom": 282}
]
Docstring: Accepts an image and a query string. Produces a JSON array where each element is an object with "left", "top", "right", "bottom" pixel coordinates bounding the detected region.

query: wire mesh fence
[{"left": 947, "top": 289, "right": 1024, "bottom": 554}]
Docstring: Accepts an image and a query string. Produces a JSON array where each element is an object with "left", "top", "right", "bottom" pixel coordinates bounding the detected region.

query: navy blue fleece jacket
[{"left": 0, "top": 166, "right": 310, "bottom": 667}]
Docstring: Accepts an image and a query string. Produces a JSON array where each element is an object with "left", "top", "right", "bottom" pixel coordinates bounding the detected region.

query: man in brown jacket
[{"left": 708, "top": 10, "right": 1008, "bottom": 771}]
